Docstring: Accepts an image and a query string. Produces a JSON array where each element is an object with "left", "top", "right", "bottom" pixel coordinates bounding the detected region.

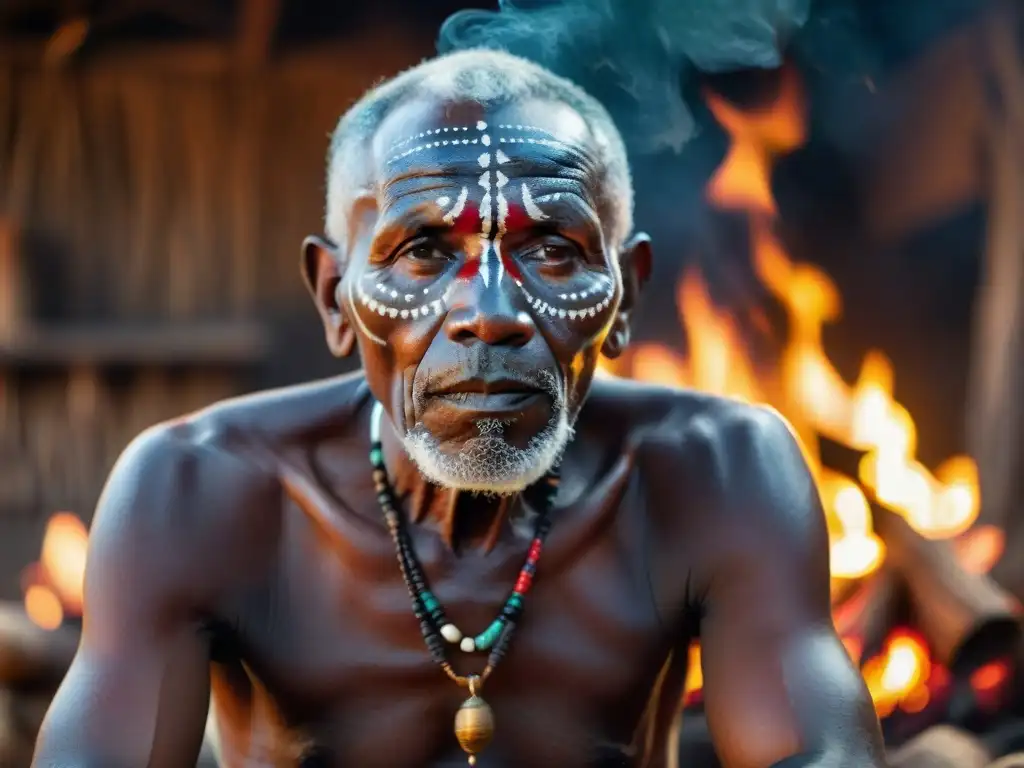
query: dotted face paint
[{"left": 350, "top": 120, "right": 617, "bottom": 346}]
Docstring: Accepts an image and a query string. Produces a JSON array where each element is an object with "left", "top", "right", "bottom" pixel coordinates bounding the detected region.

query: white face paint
[
  {"left": 350, "top": 120, "right": 618, "bottom": 348},
  {"left": 348, "top": 114, "right": 621, "bottom": 493}
]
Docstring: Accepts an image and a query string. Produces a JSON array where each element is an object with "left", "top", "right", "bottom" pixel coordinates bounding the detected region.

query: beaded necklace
[{"left": 369, "top": 400, "right": 557, "bottom": 765}]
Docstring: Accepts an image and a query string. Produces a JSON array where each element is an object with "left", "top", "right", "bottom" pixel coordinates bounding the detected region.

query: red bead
[
  {"left": 529, "top": 540, "right": 542, "bottom": 560},
  {"left": 515, "top": 573, "right": 533, "bottom": 594}
]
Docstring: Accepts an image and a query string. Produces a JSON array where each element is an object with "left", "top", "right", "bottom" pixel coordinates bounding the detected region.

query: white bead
[
  {"left": 440, "top": 623, "right": 463, "bottom": 643},
  {"left": 460, "top": 637, "right": 476, "bottom": 653}
]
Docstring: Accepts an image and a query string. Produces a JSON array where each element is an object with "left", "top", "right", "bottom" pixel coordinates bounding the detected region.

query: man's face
[{"left": 329, "top": 97, "right": 628, "bottom": 493}]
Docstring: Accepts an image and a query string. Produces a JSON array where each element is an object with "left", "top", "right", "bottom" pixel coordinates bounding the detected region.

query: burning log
[
  {"left": 0, "top": 602, "right": 77, "bottom": 689},
  {"left": 871, "top": 504, "right": 1021, "bottom": 671},
  {"left": 966, "top": 0, "right": 1024, "bottom": 603},
  {"left": 818, "top": 434, "right": 867, "bottom": 480},
  {"left": 815, "top": 433, "right": 1020, "bottom": 669},
  {"left": 832, "top": 568, "right": 909, "bottom": 664}
]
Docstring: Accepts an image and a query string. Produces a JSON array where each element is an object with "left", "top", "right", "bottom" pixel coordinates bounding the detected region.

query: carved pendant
[{"left": 454, "top": 678, "right": 494, "bottom": 765}]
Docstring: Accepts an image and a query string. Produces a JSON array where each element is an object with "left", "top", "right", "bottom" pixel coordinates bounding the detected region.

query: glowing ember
[
  {"left": 861, "top": 631, "right": 932, "bottom": 717},
  {"left": 970, "top": 659, "right": 1011, "bottom": 694}
]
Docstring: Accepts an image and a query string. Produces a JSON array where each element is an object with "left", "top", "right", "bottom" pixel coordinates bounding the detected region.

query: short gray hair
[{"left": 325, "top": 48, "right": 633, "bottom": 250}]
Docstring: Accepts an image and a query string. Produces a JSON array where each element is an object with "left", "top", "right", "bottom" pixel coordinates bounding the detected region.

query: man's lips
[
  {"left": 429, "top": 377, "right": 543, "bottom": 397},
  {"left": 426, "top": 378, "right": 548, "bottom": 411}
]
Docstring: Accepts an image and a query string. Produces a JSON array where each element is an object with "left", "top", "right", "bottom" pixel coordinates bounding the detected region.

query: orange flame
[
  {"left": 861, "top": 631, "right": 932, "bottom": 717},
  {"left": 23, "top": 511, "right": 89, "bottom": 629},
  {"left": 24, "top": 583, "right": 64, "bottom": 631},
  {"left": 705, "top": 68, "right": 806, "bottom": 214},
  {"left": 647, "top": 68, "right": 981, "bottom": 570},
  {"left": 616, "top": 67, "right": 987, "bottom": 711}
]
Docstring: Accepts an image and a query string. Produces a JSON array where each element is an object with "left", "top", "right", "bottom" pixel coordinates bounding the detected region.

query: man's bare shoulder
[
  {"left": 584, "top": 374, "right": 791, "bottom": 458},
  {"left": 586, "top": 376, "right": 823, "bottom": 556},
  {"left": 88, "top": 373, "right": 372, "bottom": 600},
  {"left": 179, "top": 370, "right": 371, "bottom": 449}
]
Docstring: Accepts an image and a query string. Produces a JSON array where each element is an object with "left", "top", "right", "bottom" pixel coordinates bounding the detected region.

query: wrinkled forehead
[{"left": 370, "top": 98, "right": 602, "bottom": 194}]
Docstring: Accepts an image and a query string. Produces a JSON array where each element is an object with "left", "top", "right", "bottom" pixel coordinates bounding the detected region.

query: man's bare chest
[{"left": 209, "top": 492, "right": 682, "bottom": 767}]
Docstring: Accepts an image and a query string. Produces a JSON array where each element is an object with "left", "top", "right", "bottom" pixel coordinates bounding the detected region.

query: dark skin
[{"left": 33, "top": 95, "right": 886, "bottom": 767}]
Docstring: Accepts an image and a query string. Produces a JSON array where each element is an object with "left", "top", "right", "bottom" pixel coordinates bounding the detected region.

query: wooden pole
[
  {"left": 965, "top": 0, "right": 1024, "bottom": 597},
  {"left": 235, "top": 0, "right": 281, "bottom": 72},
  {"left": 0, "top": 218, "right": 26, "bottom": 342}
]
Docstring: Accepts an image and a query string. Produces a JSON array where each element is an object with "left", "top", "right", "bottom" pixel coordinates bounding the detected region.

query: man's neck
[{"left": 377, "top": 413, "right": 524, "bottom": 553}]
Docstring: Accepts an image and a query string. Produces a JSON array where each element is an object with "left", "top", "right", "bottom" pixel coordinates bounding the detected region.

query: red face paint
[
  {"left": 500, "top": 251, "right": 523, "bottom": 282},
  {"left": 449, "top": 192, "right": 488, "bottom": 281},
  {"left": 502, "top": 202, "right": 532, "bottom": 234},
  {"left": 451, "top": 204, "right": 481, "bottom": 235},
  {"left": 456, "top": 257, "right": 480, "bottom": 280}
]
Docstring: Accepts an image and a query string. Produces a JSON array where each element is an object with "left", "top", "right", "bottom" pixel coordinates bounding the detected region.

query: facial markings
[
  {"left": 351, "top": 120, "right": 615, "bottom": 344},
  {"left": 386, "top": 124, "right": 479, "bottom": 160}
]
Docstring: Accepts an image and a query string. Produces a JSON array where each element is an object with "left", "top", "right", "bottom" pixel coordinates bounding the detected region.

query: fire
[
  {"left": 22, "top": 511, "right": 89, "bottom": 629},
  {"left": 697, "top": 69, "right": 981, "bottom": 570},
  {"left": 24, "top": 583, "right": 64, "bottom": 631},
  {"left": 861, "top": 631, "right": 932, "bottom": 718},
  {"left": 705, "top": 67, "right": 806, "bottom": 214},
  {"left": 614, "top": 67, "right": 988, "bottom": 712}
]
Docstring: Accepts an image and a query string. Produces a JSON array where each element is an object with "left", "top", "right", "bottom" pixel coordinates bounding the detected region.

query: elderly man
[{"left": 33, "top": 50, "right": 886, "bottom": 767}]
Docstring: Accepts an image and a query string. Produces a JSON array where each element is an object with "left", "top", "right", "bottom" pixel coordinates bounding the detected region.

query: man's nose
[{"left": 445, "top": 276, "right": 536, "bottom": 347}]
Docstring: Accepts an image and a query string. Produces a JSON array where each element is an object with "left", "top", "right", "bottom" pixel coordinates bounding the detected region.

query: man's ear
[
  {"left": 602, "top": 232, "right": 652, "bottom": 359},
  {"left": 301, "top": 235, "right": 356, "bottom": 358}
]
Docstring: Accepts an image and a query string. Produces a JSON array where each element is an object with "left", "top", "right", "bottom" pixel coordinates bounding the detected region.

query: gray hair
[{"left": 324, "top": 48, "right": 634, "bottom": 251}]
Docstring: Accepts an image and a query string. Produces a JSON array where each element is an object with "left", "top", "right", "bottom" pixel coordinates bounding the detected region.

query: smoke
[
  {"left": 438, "top": 0, "right": 991, "bottom": 156},
  {"left": 438, "top": 0, "right": 812, "bottom": 154}
]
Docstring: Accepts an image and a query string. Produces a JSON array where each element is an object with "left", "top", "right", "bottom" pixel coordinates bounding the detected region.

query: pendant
[{"left": 454, "top": 676, "right": 494, "bottom": 765}]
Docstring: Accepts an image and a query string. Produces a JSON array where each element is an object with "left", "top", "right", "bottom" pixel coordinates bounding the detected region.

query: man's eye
[
  {"left": 401, "top": 243, "right": 452, "bottom": 263},
  {"left": 522, "top": 240, "right": 579, "bottom": 265}
]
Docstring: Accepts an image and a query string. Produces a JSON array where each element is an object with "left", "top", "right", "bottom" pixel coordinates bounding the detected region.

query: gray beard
[{"left": 402, "top": 370, "right": 573, "bottom": 495}]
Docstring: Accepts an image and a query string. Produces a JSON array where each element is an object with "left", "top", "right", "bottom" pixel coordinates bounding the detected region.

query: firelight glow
[{"left": 603, "top": 66, "right": 986, "bottom": 711}]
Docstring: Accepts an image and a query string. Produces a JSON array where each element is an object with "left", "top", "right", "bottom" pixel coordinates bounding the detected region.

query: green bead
[
  {"left": 508, "top": 593, "right": 524, "bottom": 608},
  {"left": 421, "top": 592, "right": 439, "bottom": 613},
  {"left": 474, "top": 619, "right": 504, "bottom": 651},
  {"left": 369, "top": 448, "right": 384, "bottom": 466}
]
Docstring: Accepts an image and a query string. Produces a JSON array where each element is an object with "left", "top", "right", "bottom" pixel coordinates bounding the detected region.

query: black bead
[
  {"left": 487, "top": 624, "right": 516, "bottom": 666},
  {"left": 368, "top": 426, "right": 561, "bottom": 682}
]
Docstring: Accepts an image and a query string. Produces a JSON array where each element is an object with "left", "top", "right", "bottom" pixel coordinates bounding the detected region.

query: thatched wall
[{"left": 0, "top": 32, "right": 429, "bottom": 597}]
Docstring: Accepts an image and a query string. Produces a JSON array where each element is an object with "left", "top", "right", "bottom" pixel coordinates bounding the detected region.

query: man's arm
[
  {"left": 696, "top": 406, "right": 887, "bottom": 768},
  {"left": 33, "top": 427, "right": 222, "bottom": 768}
]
